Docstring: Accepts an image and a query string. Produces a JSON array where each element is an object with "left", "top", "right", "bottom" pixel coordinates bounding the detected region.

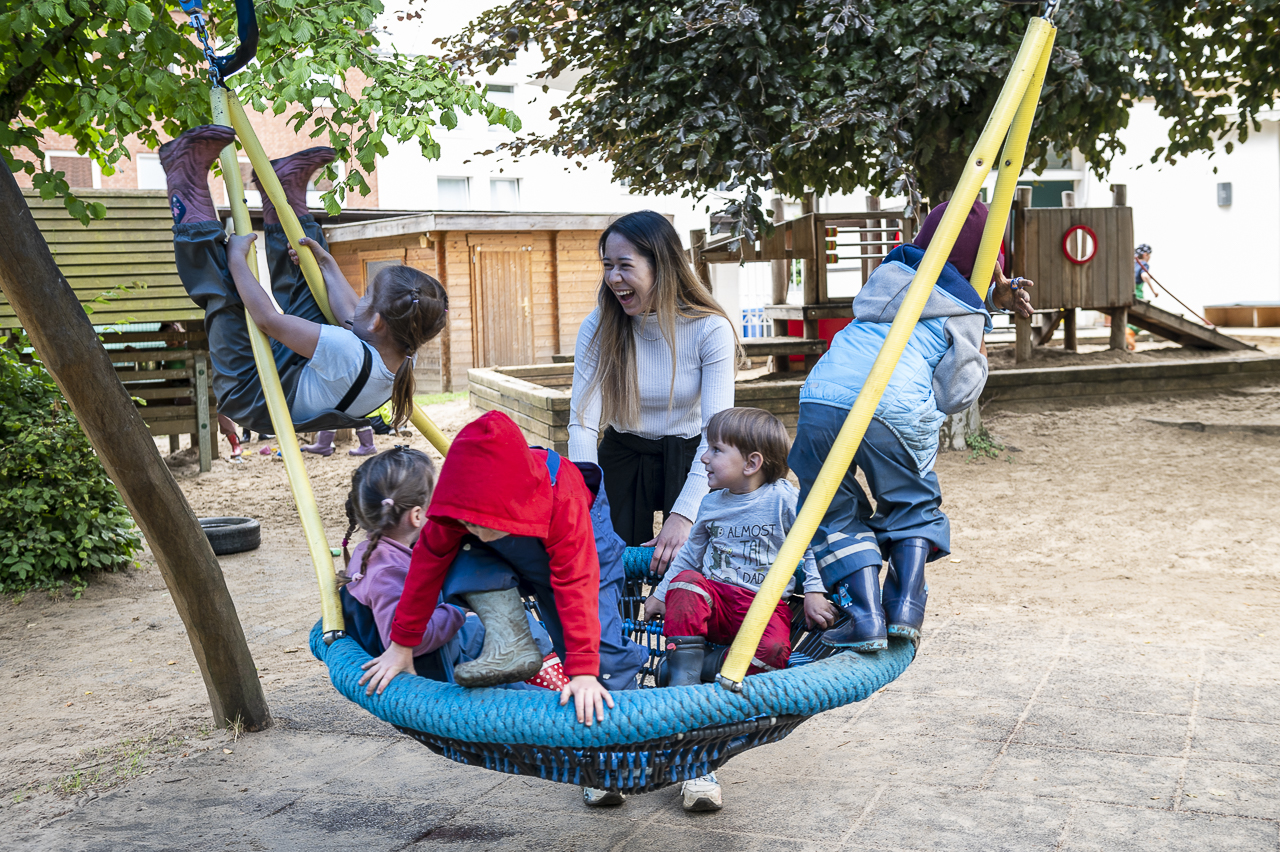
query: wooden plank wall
[
  {"left": 1, "top": 190, "right": 201, "bottom": 329},
  {"left": 555, "top": 230, "right": 603, "bottom": 357},
  {"left": 1021, "top": 207, "right": 1134, "bottom": 311}
]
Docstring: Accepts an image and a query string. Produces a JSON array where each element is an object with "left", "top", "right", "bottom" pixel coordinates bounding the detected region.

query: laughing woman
[{"left": 569, "top": 210, "right": 739, "bottom": 576}]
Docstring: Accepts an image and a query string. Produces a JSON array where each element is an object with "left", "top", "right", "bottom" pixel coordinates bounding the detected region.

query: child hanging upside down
[
  {"left": 642, "top": 407, "right": 834, "bottom": 812},
  {"left": 339, "top": 446, "right": 566, "bottom": 690},
  {"left": 358, "top": 411, "right": 648, "bottom": 722},
  {"left": 792, "top": 199, "right": 1033, "bottom": 651},
  {"left": 161, "top": 125, "right": 447, "bottom": 436}
]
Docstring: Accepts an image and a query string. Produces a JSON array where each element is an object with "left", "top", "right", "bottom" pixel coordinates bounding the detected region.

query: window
[
  {"left": 306, "top": 162, "right": 343, "bottom": 210},
  {"left": 364, "top": 258, "right": 403, "bottom": 289},
  {"left": 490, "top": 178, "right": 520, "bottom": 210},
  {"left": 48, "top": 154, "right": 95, "bottom": 189},
  {"left": 437, "top": 177, "right": 471, "bottom": 209},
  {"left": 487, "top": 84, "right": 515, "bottom": 132},
  {"left": 135, "top": 154, "right": 165, "bottom": 190}
]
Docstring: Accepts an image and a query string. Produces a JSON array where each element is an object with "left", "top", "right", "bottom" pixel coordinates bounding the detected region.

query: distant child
[
  {"left": 358, "top": 411, "right": 648, "bottom": 732},
  {"left": 161, "top": 125, "right": 447, "bottom": 436},
  {"left": 793, "top": 199, "right": 1022, "bottom": 651},
  {"left": 339, "top": 446, "right": 567, "bottom": 690},
  {"left": 641, "top": 407, "right": 834, "bottom": 811}
]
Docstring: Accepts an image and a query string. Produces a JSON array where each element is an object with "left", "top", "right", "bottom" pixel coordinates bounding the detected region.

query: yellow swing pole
[
  {"left": 211, "top": 87, "right": 345, "bottom": 639},
  {"left": 717, "top": 16, "right": 1057, "bottom": 690},
  {"left": 222, "top": 93, "right": 451, "bottom": 457},
  {"left": 969, "top": 24, "right": 1057, "bottom": 300}
]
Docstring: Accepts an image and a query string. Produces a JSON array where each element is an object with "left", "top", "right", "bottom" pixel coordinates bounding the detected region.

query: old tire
[{"left": 199, "top": 517, "right": 261, "bottom": 556}]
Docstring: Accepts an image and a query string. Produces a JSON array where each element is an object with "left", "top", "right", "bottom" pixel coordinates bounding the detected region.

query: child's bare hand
[
  {"left": 559, "top": 674, "right": 614, "bottom": 726},
  {"left": 358, "top": 642, "right": 415, "bottom": 696},
  {"left": 289, "top": 236, "right": 335, "bottom": 269},
  {"left": 641, "top": 596, "right": 666, "bottom": 621},
  {"left": 227, "top": 232, "right": 257, "bottom": 260},
  {"left": 804, "top": 592, "right": 839, "bottom": 630}
]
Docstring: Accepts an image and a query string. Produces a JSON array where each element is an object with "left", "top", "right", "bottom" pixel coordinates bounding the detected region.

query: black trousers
[
  {"left": 597, "top": 427, "right": 700, "bottom": 547},
  {"left": 171, "top": 217, "right": 329, "bottom": 434}
]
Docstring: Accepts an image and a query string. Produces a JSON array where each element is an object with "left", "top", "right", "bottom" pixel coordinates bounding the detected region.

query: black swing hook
[{"left": 178, "top": 0, "right": 260, "bottom": 87}]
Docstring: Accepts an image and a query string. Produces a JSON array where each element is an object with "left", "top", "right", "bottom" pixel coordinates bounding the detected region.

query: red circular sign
[{"left": 1062, "top": 224, "right": 1098, "bottom": 265}]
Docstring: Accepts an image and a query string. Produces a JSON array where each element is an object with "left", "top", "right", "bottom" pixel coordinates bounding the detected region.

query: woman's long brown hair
[{"left": 583, "top": 210, "right": 738, "bottom": 430}]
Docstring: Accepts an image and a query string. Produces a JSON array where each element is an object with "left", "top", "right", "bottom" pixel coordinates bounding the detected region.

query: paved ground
[{"left": 17, "top": 612, "right": 1278, "bottom": 851}]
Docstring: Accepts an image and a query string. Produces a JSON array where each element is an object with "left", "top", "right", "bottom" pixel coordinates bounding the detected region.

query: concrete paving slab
[
  {"left": 1189, "top": 717, "right": 1280, "bottom": 766},
  {"left": 846, "top": 787, "right": 1072, "bottom": 852},
  {"left": 1037, "top": 660, "right": 1197, "bottom": 716},
  {"left": 1195, "top": 680, "right": 1280, "bottom": 725},
  {"left": 984, "top": 742, "right": 1183, "bottom": 805},
  {"left": 1057, "top": 800, "right": 1276, "bottom": 852},
  {"left": 1179, "top": 758, "right": 1280, "bottom": 821},
  {"left": 1015, "top": 702, "right": 1190, "bottom": 757}
]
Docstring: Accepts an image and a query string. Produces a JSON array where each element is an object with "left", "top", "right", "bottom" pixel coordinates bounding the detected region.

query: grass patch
[
  {"left": 414, "top": 391, "right": 467, "bottom": 407},
  {"left": 964, "top": 426, "right": 1012, "bottom": 462},
  {"left": 43, "top": 723, "right": 207, "bottom": 797}
]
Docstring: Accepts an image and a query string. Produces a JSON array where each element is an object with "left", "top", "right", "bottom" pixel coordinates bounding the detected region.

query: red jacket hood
[{"left": 427, "top": 410, "right": 551, "bottom": 538}]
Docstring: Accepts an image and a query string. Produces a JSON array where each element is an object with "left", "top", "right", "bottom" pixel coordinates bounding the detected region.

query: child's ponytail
[
  {"left": 368, "top": 266, "right": 448, "bottom": 430},
  {"left": 342, "top": 446, "right": 437, "bottom": 582}
]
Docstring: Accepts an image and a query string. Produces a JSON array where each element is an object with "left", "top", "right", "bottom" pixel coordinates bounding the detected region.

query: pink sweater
[{"left": 346, "top": 537, "right": 465, "bottom": 656}]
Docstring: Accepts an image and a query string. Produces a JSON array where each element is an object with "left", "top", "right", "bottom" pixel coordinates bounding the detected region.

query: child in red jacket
[{"left": 359, "top": 411, "right": 646, "bottom": 726}]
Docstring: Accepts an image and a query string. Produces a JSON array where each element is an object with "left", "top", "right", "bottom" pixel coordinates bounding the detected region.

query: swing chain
[{"left": 185, "top": 10, "right": 225, "bottom": 88}]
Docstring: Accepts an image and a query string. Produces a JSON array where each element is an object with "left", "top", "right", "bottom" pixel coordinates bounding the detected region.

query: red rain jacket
[{"left": 389, "top": 411, "right": 602, "bottom": 677}]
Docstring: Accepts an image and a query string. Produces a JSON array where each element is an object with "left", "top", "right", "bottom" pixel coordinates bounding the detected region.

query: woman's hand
[
  {"left": 641, "top": 595, "right": 666, "bottom": 622},
  {"left": 643, "top": 513, "right": 692, "bottom": 576},
  {"left": 289, "top": 235, "right": 337, "bottom": 271},
  {"left": 559, "top": 674, "right": 615, "bottom": 726},
  {"left": 358, "top": 642, "right": 415, "bottom": 696},
  {"left": 227, "top": 232, "right": 257, "bottom": 261},
  {"left": 804, "top": 592, "right": 839, "bottom": 630},
  {"left": 991, "top": 268, "right": 1034, "bottom": 318}
]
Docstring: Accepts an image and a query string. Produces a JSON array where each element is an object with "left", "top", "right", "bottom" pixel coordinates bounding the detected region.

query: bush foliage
[{"left": 0, "top": 335, "right": 141, "bottom": 593}]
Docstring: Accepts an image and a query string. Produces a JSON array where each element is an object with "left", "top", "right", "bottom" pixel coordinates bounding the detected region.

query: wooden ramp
[{"left": 1127, "top": 300, "right": 1256, "bottom": 351}]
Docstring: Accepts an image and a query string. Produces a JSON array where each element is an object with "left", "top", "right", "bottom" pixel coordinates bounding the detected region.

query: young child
[
  {"left": 161, "top": 125, "right": 447, "bottom": 436},
  {"left": 340, "top": 446, "right": 566, "bottom": 689},
  {"left": 358, "top": 411, "right": 648, "bottom": 731},
  {"left": 641, "top": 407, "right": 834, "bottom": 812},
  {"left": 792, "top": 199, "right": 1028, "bottom": 651}
]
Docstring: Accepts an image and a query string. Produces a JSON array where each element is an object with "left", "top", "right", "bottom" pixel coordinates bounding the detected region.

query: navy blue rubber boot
[
  {"left": 820, "top": 566, "right": 888, "bottom": 652},
  {"left": 884, "top": 538, "right": 929, "bottom": 646}
]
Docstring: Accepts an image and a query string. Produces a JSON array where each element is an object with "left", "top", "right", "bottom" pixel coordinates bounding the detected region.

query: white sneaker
[
  {"left": 582, "top": 786, "right": 626, "bottom": 806},
  {"left": 680, "top": 773, "right": 723, "bottom": 812}
]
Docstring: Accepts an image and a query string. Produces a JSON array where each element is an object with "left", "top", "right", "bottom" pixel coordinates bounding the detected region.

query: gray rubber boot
[{"left": 453, "top": 588, "right": 544, "bottom": 688}]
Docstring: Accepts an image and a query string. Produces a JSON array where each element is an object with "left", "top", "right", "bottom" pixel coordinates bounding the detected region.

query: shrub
[{"left": 0, "top": 333, "right": 141, "bottom": 593}]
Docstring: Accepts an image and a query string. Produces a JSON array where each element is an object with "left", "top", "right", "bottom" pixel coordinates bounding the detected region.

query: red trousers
[{"left": 663, "top": 571, "right": 793, "bottom": 673}]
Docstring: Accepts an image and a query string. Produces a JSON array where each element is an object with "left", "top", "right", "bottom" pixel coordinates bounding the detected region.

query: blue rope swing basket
[{"left": 311, "top": 548, "right": 915, "bottom": 793}]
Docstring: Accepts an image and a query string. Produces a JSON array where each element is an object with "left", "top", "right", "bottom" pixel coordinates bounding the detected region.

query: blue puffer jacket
[{"left": 800, "top": 245, "right": 993, "bottom": 473}]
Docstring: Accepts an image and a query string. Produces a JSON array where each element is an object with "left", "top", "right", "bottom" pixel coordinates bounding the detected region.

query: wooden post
[
  {"left": 1063, "top": 308, "right": 1078, "bottom": 351},
  {"left": 0, "top": 162, "right": 271, "bottom": 731},
  {"left": 1111, "top": 184, "right": 1127, "bottom": 207},
  {"left": 690, "top": 229, "right": 709, "bottom": 288},
  {"left": 1012, "top": 186, "right": 1033, "bottom": 364},
  {"left": 801, "top": 192, "right": 820, "bottom": 369},
  {"left": 1110, "top": 307, "right": 1128, "bottom": 350},
  {"left": 194, "top": 353, "right": 212, "bottom": 472},
  {"left": 769, "top": 198, "right": 790, "bottom": 373}
]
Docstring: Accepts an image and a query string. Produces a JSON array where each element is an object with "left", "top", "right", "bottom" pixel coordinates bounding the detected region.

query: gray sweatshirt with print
[{"left": 653, "top": 479, "right": 824, "bottom": 601}]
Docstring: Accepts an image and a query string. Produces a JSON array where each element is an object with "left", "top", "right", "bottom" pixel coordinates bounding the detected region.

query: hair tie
[
  {"left": 340, "top": 536, "right": 350, "bottom": 547},
  {"left": 381, "top": 497, "right": 395, "bottom": 507}
]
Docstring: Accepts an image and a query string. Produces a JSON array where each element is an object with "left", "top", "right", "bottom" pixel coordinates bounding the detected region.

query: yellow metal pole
[
  {"left": 717, "top": 17, "right": 1056, "bottom": 690},
  {"left": 225, "top": 93, "right": 450, "bottom": 457},
  {"left": 211, "top": 87, "right": 345, "bottom": 639},
  {"left": 968, "top": 27, "right": 1057, "bottom": 299}
]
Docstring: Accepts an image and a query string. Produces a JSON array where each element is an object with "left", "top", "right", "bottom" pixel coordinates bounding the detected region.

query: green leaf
[{"left": 125, "top": 2, "right": 153, "bottom": 31}]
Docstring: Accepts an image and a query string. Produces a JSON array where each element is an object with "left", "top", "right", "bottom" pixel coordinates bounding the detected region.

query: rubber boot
[
  {"left": 301, "top": 430, "right": 336, "bottom": 457},
  {"left": 820, "top": 566, "right": 888, "bottom": 652},
  {"left": 158, "top": 124, "right": 236, "bottom": 224},
  {"left": 883, "top": 538, "right": 929, "bottom": 646},
  {"left": 226, "top": 430, "right": 242, "bottom": 460},
  {"left": 663, "top": 636, "right": 707, "bottom": 687},
  {"left": 349, "top": 426, "right": 377, "bottom": 456},
  {"left": 453, "top": 588, "right": 544, "bottom": 688},
  {"left": 700, "top": 645, "right": 730, "bottom": 684},
  {"left": 254, "top": 146, "right": 336, "bottom": 225}
]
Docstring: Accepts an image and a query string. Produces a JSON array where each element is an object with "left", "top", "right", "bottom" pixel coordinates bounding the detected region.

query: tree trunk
[{"left": 0, "top": 161, "right": 271, "bottom": 732}]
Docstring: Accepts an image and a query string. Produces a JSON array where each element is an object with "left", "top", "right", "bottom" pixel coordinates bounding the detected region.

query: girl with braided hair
[{"left": 339, "top": 447, "right": 565, "bottom": 689}]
